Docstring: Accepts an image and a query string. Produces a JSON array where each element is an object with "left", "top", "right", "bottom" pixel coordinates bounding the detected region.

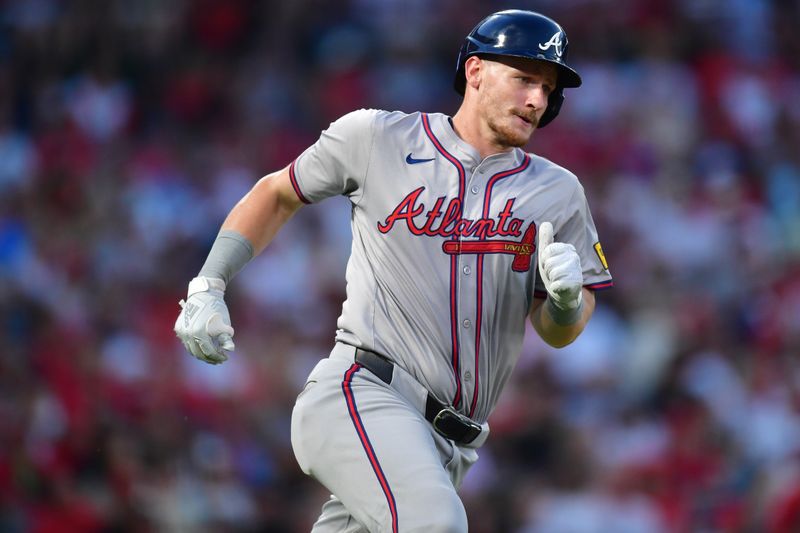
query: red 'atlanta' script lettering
[{"left": 377, "top": 187, "right": 523, "bottom": 238}]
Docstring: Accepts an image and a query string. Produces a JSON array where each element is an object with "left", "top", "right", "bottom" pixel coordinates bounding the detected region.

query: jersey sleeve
[
  {"left": 290, "top": 108, "right": 378, "bottom": 204},
  {"left": 534, "top": 184, "right": 613, "bottom": 297}
]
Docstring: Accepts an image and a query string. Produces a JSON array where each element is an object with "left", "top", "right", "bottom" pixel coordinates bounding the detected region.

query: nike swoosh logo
[{"left": 406, "top": 153, "right": 435, "bottom": 165}]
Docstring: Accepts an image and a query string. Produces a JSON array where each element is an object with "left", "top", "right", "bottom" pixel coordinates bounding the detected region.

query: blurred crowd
[{"left": 1, "top": 0, "right": 799, "bottom": 531}]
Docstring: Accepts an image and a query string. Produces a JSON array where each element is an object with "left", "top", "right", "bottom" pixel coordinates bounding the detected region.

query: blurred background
[{"left": 1, "top": 0, "right": 799, "bottom": 531}]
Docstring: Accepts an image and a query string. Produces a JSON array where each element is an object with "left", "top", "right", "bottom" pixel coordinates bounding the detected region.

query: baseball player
[{"left": 175, "top": 10, "right": 612, "bottom": 532}]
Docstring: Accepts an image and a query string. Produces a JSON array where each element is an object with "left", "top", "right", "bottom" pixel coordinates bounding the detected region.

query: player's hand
[
  {"left": 537, "top": 222, "right": 583, "bottom": 311},
  {"left": 174, "top": 276, "right": 235, "bottom": 364}
]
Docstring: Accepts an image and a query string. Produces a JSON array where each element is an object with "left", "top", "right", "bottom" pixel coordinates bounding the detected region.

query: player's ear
[{"left": 464, "top": 56, "right": 484, "bottom": 91}]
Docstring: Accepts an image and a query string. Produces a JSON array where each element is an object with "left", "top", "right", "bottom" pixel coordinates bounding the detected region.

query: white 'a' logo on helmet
[{"left": 538, "top": 31, "right": 564, "bottom": 58}]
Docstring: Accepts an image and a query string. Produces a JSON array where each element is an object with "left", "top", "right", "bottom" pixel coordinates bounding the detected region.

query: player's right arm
[
  {"left": 174, "top": 109, "right": 377, "bottom": 365},
  {"left": 173, "top": 164, "right": 305, "bottom": 364},
  {"left": 221, "top": 164, "right": 305, "bottom": 254}
]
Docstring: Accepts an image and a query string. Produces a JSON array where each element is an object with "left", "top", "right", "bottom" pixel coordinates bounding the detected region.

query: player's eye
[{"left": 517, "top": 76, "right": 553, "bottom": 96}]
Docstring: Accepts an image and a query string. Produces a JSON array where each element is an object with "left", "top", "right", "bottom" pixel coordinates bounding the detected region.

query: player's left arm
[
  {"left": 528, "top": 172, "right": 613, "bottom": 348},
  {"left": 529, "top": 288, "right": 595, "bottom": 348},
  {"left": 528, "top": 220, "right": 597, "bottom": 348}
]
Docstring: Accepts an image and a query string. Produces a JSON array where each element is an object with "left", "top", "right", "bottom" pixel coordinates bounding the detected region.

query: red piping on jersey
[
  {"left": 534, "top": 280, "right": 615, "bottom": 300},
  {"left": 288, "top": 160, "right": 311, "bottom": 204},
  {"left": 421, "top": 113, "right": 465, "bottom": 409},
  {"left": 472, "top": 254, "right": 484, "bottom": 419},
  {"left": 342, "top": 364, "right": 399, "bottom": 533},
  {"left": 468, "top": 155, "right": 531, "bottom": 418},
  {"left": 586, "top": 280, "right": 614, "bottom": 290}
]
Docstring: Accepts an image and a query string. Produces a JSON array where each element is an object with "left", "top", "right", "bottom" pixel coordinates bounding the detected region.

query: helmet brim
[{"left": 453, "top": 52, "right": 582, "bottom": 95}]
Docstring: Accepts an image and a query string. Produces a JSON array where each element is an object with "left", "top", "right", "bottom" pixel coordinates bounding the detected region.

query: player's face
[{"left": 476, "top": 57, "right": 558, "bottom": 148}]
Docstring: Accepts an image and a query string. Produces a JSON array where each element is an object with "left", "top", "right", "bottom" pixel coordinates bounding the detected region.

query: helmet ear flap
[
  {"left": 538, "top": 88, "right": 564, "bottom": 128},
  {"left": 454, "top": 39, "right": 474, "bottom": 95}
]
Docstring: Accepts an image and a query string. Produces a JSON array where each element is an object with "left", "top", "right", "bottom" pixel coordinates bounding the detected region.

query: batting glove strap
[{"left": 187, "top": 276, "right": 226, "bottom": 297}]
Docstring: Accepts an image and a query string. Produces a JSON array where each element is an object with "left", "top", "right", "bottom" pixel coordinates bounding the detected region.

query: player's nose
[{"left": 525, "top": 85, "right": 549, "bottom": 112}]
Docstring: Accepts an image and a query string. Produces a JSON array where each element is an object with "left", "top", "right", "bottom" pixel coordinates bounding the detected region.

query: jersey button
[
  {"left": 470, "top": 185, "right": 479, "bottom": 194},
  {"left": 463, "top": 266, "right": 471, "bottom": 275},
  {"left": 464, "top": 371, "right": 472, "bottom": 381},
  {"left": 462, "top": 319, "right": 471, "bottom": 328}
]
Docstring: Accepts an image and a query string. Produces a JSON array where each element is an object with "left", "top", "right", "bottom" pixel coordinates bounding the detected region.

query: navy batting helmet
[{"left": 454, "top": 10, "right": 582, "bottom": 128}]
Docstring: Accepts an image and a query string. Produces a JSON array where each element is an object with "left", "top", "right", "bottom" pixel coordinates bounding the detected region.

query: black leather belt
[{"left": 354, "top": 347, "right": 482, "bottom": 445}]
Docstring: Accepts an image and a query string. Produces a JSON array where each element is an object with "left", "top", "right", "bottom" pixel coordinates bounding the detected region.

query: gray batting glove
[
  {"left": 537, "top": 222, "right": 583, "bottom": 311},
  {"left": 174, "top": 276, "right": 235, "bottom": 364}
]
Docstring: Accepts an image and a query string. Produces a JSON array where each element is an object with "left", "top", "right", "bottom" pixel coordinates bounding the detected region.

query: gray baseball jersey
[{"left": 291, "top": 109, "right": 612, "bottom": 423}]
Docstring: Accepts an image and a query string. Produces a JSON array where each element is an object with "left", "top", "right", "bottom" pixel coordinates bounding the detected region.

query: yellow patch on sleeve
[{"left": 594, "top": 242, "right": 609, "bottom": 270}]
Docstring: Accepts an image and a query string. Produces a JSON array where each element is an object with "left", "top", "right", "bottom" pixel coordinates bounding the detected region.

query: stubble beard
[
  {"left": 483, "top": 100, "right": 537, "bottom": 149},
  {"left": 487, "top": 114, "right": 532, "bottom": 149}
]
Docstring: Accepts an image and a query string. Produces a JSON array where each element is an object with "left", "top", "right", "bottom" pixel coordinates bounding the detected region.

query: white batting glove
[
  {"left": 174, "top": 276, "right": 235, "bottom": 365},
  {"left": 538, "top": 222, "right": 583, "bottom": 311}
]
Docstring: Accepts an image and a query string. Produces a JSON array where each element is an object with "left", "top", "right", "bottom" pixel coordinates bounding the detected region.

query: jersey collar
[{"left": 426, "top": 113, "right": 527, "bottom": 169}]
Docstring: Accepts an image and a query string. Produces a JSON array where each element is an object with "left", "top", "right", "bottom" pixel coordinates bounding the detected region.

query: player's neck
[{"left": 451, "top": 107, "right": 515, "bottom": 160}]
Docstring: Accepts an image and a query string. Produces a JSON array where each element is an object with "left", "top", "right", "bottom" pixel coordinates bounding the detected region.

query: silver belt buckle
[{"left": 432, "top": 406, "right": 482, "bottom": 444}]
